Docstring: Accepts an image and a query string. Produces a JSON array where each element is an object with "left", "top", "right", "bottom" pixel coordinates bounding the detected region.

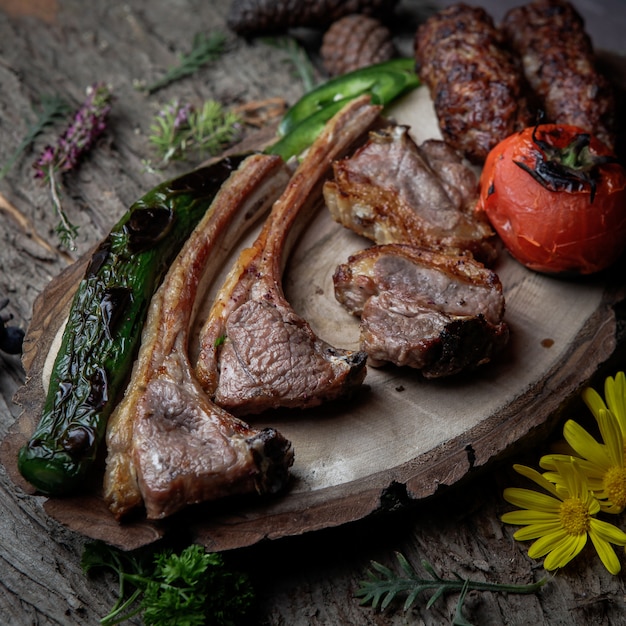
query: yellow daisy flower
[
  {"left": 541, "top": 409, "right": 626, "bottom": 514},
  {"left": 583, "top": 371, "right": 626, "bottom": 436},
  {"left": 502, "top": 459, "right": 626, "bottom": 574}
]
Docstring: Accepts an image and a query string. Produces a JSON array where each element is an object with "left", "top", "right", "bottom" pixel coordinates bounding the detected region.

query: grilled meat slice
[
  {"left": 414, "top": 3, "right": 532, "bottom": 163},
  {"left": 501, "top": 0, "right": 617, "bottom": 150},
  {"left": 104, "top": 153, "right": 294, "bottom": 520},
  {"left": 323, "top": 124, "right": 498, "bottom": 264},
  {"left": 194, "top": 97, "right": 380, "bottom": 416},
  {"left": 333, "top": 243, "right": 509, "bottom": 377}
]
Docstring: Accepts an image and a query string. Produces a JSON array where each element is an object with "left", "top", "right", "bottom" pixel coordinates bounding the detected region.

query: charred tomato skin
[{"left": 477, "top": 124, "right": 626, "bottom": 275}]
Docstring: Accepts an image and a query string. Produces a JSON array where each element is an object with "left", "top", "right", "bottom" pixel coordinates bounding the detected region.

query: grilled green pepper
[
  {"left": 267, "top": 57, "right": 420, "bottom": 160},
  {"left": 18, "top": 155, "right": 247, "bottom": 495}
]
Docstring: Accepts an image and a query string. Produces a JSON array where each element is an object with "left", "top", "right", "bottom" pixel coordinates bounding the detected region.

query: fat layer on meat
[
  {"left": 414, "top": 2, "right": 532, "bottom": 163},
  {"left": 501, "top": 0, "right": 617, "bottom": 150},
  {"left": 194, "top": 96, "right": 381, "bottom": 415},
  {"left": 333, "top": 243, "right": 509, "bottom": 377},
  {"left": 104, "top": 154, "right": 294, "bottom": 520},
  {"left": 323, "top": 124, "right": 498, "bottom": 264}
]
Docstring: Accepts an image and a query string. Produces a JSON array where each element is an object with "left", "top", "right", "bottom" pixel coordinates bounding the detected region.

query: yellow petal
[
  {"left": 596, "top": 408, "right": 624, "bottom": 466},
  {"left": 527, "top": 529, "right": 568, "bottom": 558},
  {"left": 589, "top": 532, "right": 621, "bottom": 575},
  {"left": 512, "top": 521, "right": 563, "bottom": 541},
  {"left": 513, "top": 465, "right": 561, "bottom": 498},
  {"left": 541, "top": 455, "right": 605, "bottom": 481},
  {"left": 583, "top": 386, "right": 608, "bottom": 420},
  {"left": 503, "top": 488, "right": 561, "bottom": 513},
  {"left": 562, "top": 421, "right": 608, "bottom": 469},
  {"left": 604, "top": 372, "right": 626, "bottom": 429},
  {"left": 501, "top": 510, "right": 559, "bottom": 525},
  {"left": 589, "top": 518, "right": 626, "bottom": 546},
  {"left": 543, "top": 533, "right": 586, "bottom": 571}
]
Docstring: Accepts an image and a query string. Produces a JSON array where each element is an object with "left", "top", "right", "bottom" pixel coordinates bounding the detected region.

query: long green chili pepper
[
  {"left": 18, "top": 58, "right": 420, "bottom": 497},
  {"left": 267, "top": 57, "right": 420, "bottom": 161},
  {"left": 18, "top": 155, "right": 248, "bottom": 495}
]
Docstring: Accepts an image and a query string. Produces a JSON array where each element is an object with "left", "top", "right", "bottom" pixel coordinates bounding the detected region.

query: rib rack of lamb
[{"left": 104, "top": 153, "right": 294, "bottom": 521}]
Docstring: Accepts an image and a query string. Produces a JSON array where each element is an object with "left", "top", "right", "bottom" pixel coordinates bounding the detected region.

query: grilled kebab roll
[
  {"left": 501, "top": 0, "right": 617, "bottom": 151},
  {"left": 414, "top": 3, "right": 532, "bottom": 164}
]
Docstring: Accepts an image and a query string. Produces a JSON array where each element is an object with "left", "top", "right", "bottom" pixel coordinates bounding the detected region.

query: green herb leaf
[
  {"left": 82, "top": 541, "right": 255, "bottom": 626},
  {"left": 0, "top": 95, "right": 70, "bottom": 181},
  {"left": 149, "top": 99, "right": 242, "bottom": 167},
  {"left": 262, "top": 36, "right": 318, "bottom": 93},
  {"left": 356, "top": 551, "right": 547, "bottom": 619},
  {"left": 145, "top": 31, "right": 227, "bottom": 94}
]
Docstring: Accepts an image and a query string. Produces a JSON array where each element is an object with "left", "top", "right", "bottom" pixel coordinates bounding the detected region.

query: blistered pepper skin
[{"left": 18, "top": 155, "right": 247, "bottom": 495}]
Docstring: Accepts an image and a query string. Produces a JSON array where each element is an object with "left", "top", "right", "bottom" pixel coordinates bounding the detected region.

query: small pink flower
[{"left": 34, "top": 83, "right": 113, "bottom": 179}]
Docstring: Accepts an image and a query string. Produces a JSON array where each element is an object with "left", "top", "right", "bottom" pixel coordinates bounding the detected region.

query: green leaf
[
  {"left": 83, "top": 542, "right": 255, "bottom": 626},
  {"left": 149, "top": 99, "right": 241, "bottom": 167},
  {"left": 262, "top": 36, "right": 318, "bottom": 92},
  {"left": 452, "top": 579, "right": 475, "bottom": 626},
  {"left": 356, "top": 551, "right": 548, "bottom": 620},
  {"left": 145, "top": 31, "right": 227, "bottom": 94},
  {"left": 0, "top": 94, "right": 70, "bottom": 181}
]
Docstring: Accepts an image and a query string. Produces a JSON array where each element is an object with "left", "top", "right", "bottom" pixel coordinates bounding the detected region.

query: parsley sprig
[
  {"left": 82, "top": 542, "right": 255, "bottom": 626},
  {"left": 145, "top": 31, "right": 227, "bottom": 94},
  {"left": 356, "top": 551, "right": 547, "bottom": 624}
]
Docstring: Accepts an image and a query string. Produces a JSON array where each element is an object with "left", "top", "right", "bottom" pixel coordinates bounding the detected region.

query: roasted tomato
[{"left": 477, "top": 124, "right": 626, "bottom": 275}]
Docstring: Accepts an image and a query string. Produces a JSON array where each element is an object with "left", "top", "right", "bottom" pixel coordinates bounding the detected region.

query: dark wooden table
[{"left": 1, "top": 1, "right": 626, "bottom": 624}]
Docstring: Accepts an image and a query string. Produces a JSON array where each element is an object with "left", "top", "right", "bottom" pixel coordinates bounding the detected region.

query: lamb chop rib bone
[
  {"left": 195, "top": 96, "right": 380, "bottom": 415},
  {"left": 103, "top": 153, "right": 294, "bottom": 520}
]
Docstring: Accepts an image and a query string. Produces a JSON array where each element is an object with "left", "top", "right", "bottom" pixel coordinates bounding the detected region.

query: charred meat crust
[
  {"left": 414, "top": 2, "right": 533, "bottom": 164},
  {"left": 324, "top": 124, "right": 498, "bottom": 264},
  {"left": 501, "top": 0, "right": 617, "bottom": 150},
  {"left": 333, "top": 243, "right": 509, "bottom": 377}
]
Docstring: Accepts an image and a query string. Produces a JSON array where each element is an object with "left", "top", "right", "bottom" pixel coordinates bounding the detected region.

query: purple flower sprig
[{"left": 33, "top": 82, "right": 113, "bottom": 250}]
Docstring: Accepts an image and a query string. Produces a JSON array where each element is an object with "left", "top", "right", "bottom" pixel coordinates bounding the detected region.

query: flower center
[
  {"left": 603, "top": 466, "right": 626, "bottom": 510},
  {"left": 559, "top": 498, "right": 590, "bottom": 535}
]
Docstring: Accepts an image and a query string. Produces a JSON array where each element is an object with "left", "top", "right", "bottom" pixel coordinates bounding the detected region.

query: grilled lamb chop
[
  {"left": 194, "top": 97, "right": 381, "bottom": 416},
  {"left": 333, "top": 244, "right": 509, "bottom": 377},
  {"left": 104, "top": 153, "right": 294, "bottom": 520},
  {"left": 414, "top": 2, "right": 532, "bottom": 163},
  {"left": 323, "top": 124, "right": 498, "bottom": 264}
]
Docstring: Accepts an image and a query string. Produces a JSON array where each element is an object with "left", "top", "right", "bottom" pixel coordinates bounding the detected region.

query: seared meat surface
[
  {"left": 502, "top": 0, "right": 617, "bottom": 150},
  {"left": 323, "top": 124, "right": 498, "bottom": 264},
  {"left": 414, "top": 3, "right": 532, "bottom": 163},
  {"left": 333, "top": 244, "right": 509, "bottom": 377},
  {"left": 194, "top": 97, "right": 380, "bottom": 416},
  {"left": 104, "top": 154, "right": 294, "bottom": 520}
]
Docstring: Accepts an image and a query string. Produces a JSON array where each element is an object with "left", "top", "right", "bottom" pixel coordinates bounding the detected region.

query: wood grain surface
[{"left": 1, "top": 1, "right": 626, "bottom": 625}]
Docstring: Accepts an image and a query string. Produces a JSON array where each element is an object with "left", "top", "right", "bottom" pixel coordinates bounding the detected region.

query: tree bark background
[{"left": 1, "top": 1, "right": 626, "bottom": 625}]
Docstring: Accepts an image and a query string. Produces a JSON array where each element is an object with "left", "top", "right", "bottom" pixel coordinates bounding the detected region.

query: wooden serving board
[{"left": 3, "top": 81, "right": 626, "bottom": 553}]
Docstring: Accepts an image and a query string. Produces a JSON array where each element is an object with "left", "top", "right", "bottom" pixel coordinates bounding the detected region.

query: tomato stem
[{"left": 514, "top": 125, "right": 618, "bottom": 203}]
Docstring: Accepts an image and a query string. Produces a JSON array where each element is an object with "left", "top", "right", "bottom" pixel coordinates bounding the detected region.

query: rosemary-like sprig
[
  {"left": 33, "top": 83, "right": 113, "bottom": 250},
  {"left": 145, "top": 31, "right": 227, "bottom": 94},
  {"left": 0, "top": 95, "right": 70, "bottom": 181},
  {"left": 149, "top": 98, "right": 242, "bottom": 167},
  {"left": 356, "top": 551, "right": 547, "bottom": 623},
  {"left": 262, "top": 36, "right": 318, "bottom": 92}
]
